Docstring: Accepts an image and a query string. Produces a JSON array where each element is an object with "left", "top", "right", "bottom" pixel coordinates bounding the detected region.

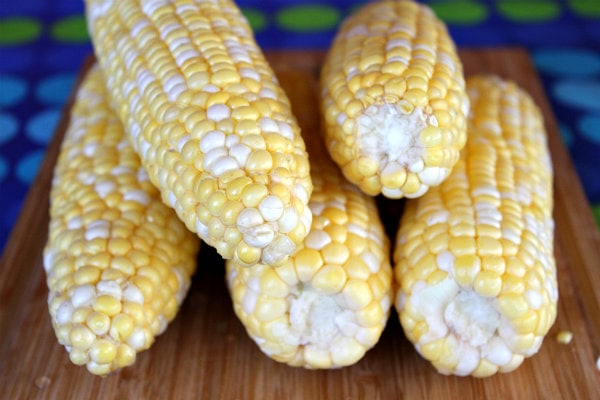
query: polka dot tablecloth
[{"left": 1, "top": 0, "right": 599, "bottom": 254}]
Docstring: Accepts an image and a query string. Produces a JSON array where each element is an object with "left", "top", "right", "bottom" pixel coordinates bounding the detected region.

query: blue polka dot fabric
[{"left": 1, "top": 0, "right": 599, "bottom": 253}]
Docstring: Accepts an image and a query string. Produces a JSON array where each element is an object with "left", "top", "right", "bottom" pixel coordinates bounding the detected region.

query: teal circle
[
  {"left": 0, "top": 112, "right": 19, "bottom": 145},
  {"left": 275, "top": 4, "right": 340, "bottom": 32},
  {"left": 25, "top": 109, "right": 61, "bottom": 145},
  {"left": 497, "top": 1, "right": 561, "bottom": 22},
  {"left": 558, "top": 122, "right": 575, "bottom": 148},
  {"left": 430, "top": 1, "right": 489, "bottom": 25},
  {"left": 553, "top": 80, "right": 600, "bottom": 112},
  {"left": 534, "top": 49, "right": 600, "bottom": 77},
  {"left": 0, "top": 157, "right": 7, "bottom": 182},
  {"left": 0, "top": 17, "right": 42, "bottom": 45},
  {"left": 578, "top": 115, "right": 600, "bottom": 145},
  {"left": 16, "top": 150, "right": 44, "bottom": 184},
  {"left": 0, "top": 75, "right": 28, "bottom": 107},
  {"left": 35, "top": 73, "right": 76, "bottom": 104},
  {"left": 241, "top": 7, "right": 268, "bottom": 32}
]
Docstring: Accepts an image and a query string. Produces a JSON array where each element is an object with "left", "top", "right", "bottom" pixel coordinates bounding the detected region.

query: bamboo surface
[{"left": 1, "top": 48, "right": 599, "bottom": 399}]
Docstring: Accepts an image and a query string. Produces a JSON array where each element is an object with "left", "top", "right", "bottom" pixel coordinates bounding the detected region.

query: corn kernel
[
  {"left": 311, "top": 265, "right": 347, "bottom": 294},
  {"left": 89, "top": 339, "right": 117, "bottom": 364},
  {"left": 93, "top": 295, "right": 122, "bottom": 316},
  {"left": 473, "top": 270, "right": 502, "bottom": 297},
  {"left": 498, "top": 293, "right": 529, "bottom": 319},
  {"left": 86, "top": 311, "right": 111, "bottom": 336},
  {"left": 69, "top": 325, "right": 96, "bottom": 350},
  {"left": 555, "top": 330, "right": 573, "bottom": 345}
]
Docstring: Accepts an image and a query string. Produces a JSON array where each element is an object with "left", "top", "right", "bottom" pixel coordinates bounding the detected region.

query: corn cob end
[{"left": 320, "top": 0, "right": 468, "bottom": 199}]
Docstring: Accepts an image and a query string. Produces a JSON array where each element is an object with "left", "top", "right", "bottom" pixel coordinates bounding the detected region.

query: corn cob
[
  {"left": 226, "top": 131, "right": 392, "bottom": 368},
  {"left": 85, "top": 0, "right": 312, "bottom": 267},
  {"left": 320, "top": 0, "right": 468, "bottom": 199},
  {"left": 393, "top": 75, "right": 557, "bottom": 377},
  {"left": 44, "top": 65, "right": 200, "bottom": 376}
]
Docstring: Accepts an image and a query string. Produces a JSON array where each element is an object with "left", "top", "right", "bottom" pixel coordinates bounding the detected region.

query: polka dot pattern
[
  {"left": 25, "top": 109, "right": 61, "bottom": 145},
  {"left": 241, "top": 8, "right": 268, "bottom": 32},
  {"left": 534, "top": 49, "right": 600, "bottom": 76},
  {"left": 497, "top": 1, "right": 561, "bottom": 22},
  {"left": 35, "top": 73, "right": 76, "bottom": 104},
  {"left": 568, "top": 0, "right": 600, "bottom": 17},
  {"left": 0, "top": 157, "right": 8, "bottom": 182},
  {"left": 15, "top": 150, "right": 44, "bottom": 185},
  {"left": 0, "top": 113, "right": 19, "bottom": 145},
  {"left": 50, "top": 15, "right": 90, "bottom": 43},
  {"left": 0, "top": 75, "right": 28, "bottom": 107},
  {"left": 1, "top": 0, "right": 600, "bottom": 252},
  {"left": 553, "top": 80, "right": 600, "bottom": 112},
  {"left": 578, "top": 115, "right": 600, "bottom": 145},
  {"left": 0, "top": 17, "right": 42, "bottom": 45},
  {"left": 431, "top": 1, "right": 489, "bottom": 25},
  {"left": 558, "top": 122, "right": 575, "bottom": 148},
  {"left": 275, "top": 4, "right": 340, "bottom": 32},
  {"left": 593, "top": 205, "right": 600, "bottom": 228}
]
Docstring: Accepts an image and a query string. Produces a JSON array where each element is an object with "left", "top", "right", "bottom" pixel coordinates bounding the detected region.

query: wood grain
[{"left": 1, "top": 49, "right": 599, "bottom": 400}]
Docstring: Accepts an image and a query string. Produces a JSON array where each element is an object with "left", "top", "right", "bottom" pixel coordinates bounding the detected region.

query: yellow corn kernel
[
  {"left": 393, "top": 76, "right": 556, "bottom": 377},
  {"left": 555, "top": 330, "right": 573, "bottom": 345},
  {"left": 320, "top": 0, "right": 468, "bottom": 198},
  {"left": 43, "top": 66, "right": 199, "bottom": 376}
]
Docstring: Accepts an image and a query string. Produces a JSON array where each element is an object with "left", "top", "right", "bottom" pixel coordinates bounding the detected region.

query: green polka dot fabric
[{"left": 1, "top": 0, "right": 599, "bottom": 253}]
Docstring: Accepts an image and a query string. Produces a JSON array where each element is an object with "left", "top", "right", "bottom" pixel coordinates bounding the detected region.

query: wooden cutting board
[{"left": 1, "top": 48, "right": 599, "bottom": 399}]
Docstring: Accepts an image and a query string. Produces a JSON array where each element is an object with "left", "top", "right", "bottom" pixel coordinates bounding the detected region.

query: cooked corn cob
[
  {"left": 226, "top": 132, "right": 392, "bottom": 368},
  {"left": 44, "top": 65, "right": 199, "bottom": 376},
  {"left": 320, "top": 0, "right": 468, "bottom": 199},
  {"left": 393, "top": 75, "right": 557, "bottom": 377},
  {"left": 85, "top": 0, "right": 312, "bottom": 267}
]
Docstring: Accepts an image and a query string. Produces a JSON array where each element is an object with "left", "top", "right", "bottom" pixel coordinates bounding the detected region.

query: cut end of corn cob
[
  {"left": 44, "top": 65, "right": 199, "bottom": 376},
  {"left": 226, "top": 138, "right": 392, "bottom": 368},
  {"left": 86, "top": 0, "right": 312, "bottom": 267},
  {"left": 320, "top": 0, "right": 468, "bottom": 198},
  {"left": 393, "top": 75, "right": 556, "bottom": 377}
]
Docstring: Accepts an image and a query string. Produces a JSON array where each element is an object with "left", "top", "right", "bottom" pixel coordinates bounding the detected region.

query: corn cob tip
[
  {"left": 227, "top": 150, "right": 392, "bottom": 369},
  {"left": 320, "top": 0, "right": 468, "bottom": 198}
]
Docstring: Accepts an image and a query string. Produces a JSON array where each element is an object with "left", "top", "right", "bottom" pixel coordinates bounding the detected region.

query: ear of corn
[
  {"left": 320, "top": 0, "right": 468, "bottom": 199},
  {"left": 85, "top": 0, "right": 312, "bottom": 267},
  {"left": 393, "top": 75, "right": 557, "bottom": 377},
  {"left": 44, "top": 65, "right": 200, "bottom": 376},
  {"left": 226, "top": 130, "right": 392, "bottom": 369}
]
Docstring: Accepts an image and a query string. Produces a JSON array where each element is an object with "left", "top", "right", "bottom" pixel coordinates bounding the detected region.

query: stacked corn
[
  {"left": 44, "top": 65, "right": 200, "bottom": 376},
  {"left": 393, "top": 75, "right": 557, "bottom": 377},
  {"left": 85, "top": 0, "right": 313, "bottom": 267},
  {"left": 226, "top": 131, "right": 392, "bottom": 368},
  {"left": 320, "top": 0, "right": 469, "bottom": 199}
]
